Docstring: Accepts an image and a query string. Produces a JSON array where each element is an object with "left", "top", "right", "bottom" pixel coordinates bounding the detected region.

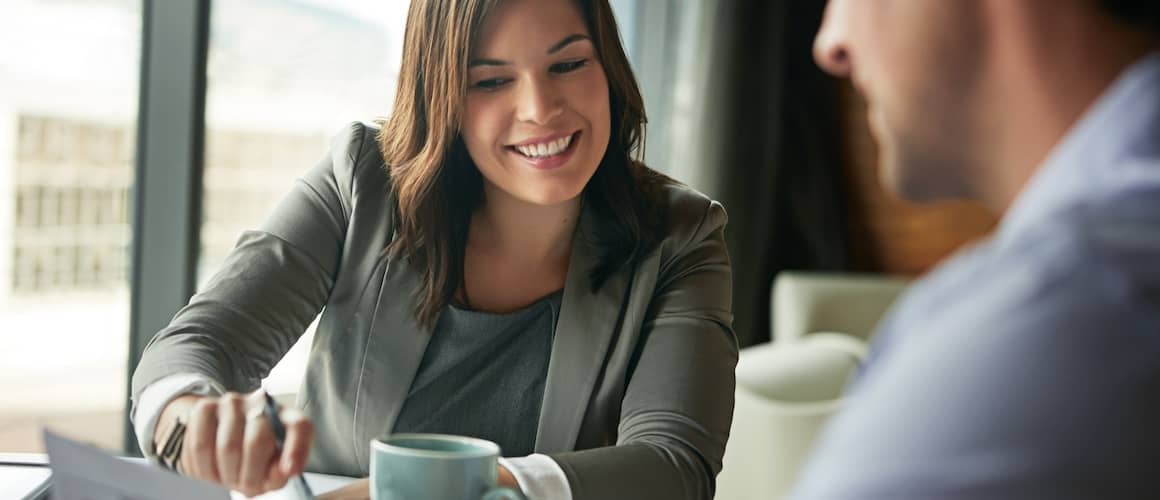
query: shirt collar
[{"left": 998, "top": 51, "right": 1160, "bottom": 243}]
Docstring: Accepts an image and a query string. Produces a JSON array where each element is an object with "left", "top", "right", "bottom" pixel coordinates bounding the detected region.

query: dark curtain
[{"left": 685, "top": 0, "right": 851, "bottom": 347}]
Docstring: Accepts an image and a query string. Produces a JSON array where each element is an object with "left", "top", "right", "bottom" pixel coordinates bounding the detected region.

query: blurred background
[{"left": 0, "top": 0, "right": 995, "bottom": 455}]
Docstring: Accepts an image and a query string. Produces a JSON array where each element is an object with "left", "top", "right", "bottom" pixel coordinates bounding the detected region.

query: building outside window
[{"left": 0, "top": 0, "right": 644, "bottom": 454}]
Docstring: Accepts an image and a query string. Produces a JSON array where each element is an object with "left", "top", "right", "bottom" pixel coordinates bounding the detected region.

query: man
[{"left": 793, "top": 1, "right": 1160, "bottom": 498}]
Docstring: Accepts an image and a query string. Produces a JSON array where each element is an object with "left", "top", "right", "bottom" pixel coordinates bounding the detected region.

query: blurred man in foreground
[{"left": 795, "top": 1, "right": 1160, "bottom": 498}]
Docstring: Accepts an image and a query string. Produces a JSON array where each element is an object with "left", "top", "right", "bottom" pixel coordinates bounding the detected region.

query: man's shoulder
[
  {"left": 883, "top": 202, "right": 1160, "bottom": 351},
  {"left": 1007, "top": 200, "right": 1160, "bottom": 303}
]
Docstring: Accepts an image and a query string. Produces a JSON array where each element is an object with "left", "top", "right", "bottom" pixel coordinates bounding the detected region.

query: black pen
[{"left": 262, "top": 390, "right": 316, "bottom": 500}]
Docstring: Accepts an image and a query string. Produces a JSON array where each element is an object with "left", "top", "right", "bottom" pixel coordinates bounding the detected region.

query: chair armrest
[{"left": 772, "top": 271, "right": 908, "bottom": 342}]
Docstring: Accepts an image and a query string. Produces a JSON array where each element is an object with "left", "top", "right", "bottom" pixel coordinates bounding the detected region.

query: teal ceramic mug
[{"left": 370, "top": 433, "right": 527, "bottom": 500}]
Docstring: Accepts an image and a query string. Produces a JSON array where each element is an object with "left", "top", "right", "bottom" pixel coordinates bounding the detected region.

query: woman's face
[{"left": 462, "top": 0, "right": 611, "bottom": 207}]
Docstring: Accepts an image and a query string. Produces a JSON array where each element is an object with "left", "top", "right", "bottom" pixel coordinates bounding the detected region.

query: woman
[{"left": 130, "top": 0, "right": 736, "bottom": 498}]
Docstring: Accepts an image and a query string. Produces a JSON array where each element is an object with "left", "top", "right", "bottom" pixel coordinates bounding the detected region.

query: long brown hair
[{"left": 380, "top": 0, "right": 665, "bottom": 327}]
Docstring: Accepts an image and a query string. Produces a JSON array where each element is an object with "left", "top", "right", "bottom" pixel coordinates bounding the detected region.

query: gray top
[{"left": 392, "top": 292, "right": 562, "bottom": 457}]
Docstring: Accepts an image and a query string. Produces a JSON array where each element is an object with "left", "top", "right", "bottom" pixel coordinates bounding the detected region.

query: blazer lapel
[
  {"left": 351, "top": 255, "right": 433, "bottom": 471},
  {"left": 535, "top": 205, "right": 631, "bottom": 453}
]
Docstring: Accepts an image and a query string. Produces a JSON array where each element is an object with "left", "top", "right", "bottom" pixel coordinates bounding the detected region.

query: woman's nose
[{"left": 516, "top": 78, "right": 565, "bottom": 125}]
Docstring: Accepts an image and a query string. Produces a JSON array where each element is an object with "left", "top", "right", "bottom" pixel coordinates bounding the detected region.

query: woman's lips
[
  {"left": 506, "top": 131, "right": 581, "bottom": 170},
  {"left": 508, "top": 130, "right": 576, "bottom": 148}
]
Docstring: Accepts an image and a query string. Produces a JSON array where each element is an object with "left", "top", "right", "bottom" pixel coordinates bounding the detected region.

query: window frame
[{"left": 124, "top": 0, "right": 211, "bottom": 455}]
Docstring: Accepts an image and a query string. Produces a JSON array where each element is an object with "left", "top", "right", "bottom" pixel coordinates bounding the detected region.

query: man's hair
[{"left": 1098, "top": 0, "right": 1160, "bottom": 33}]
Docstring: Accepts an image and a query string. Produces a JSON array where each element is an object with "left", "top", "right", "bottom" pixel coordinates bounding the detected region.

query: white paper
[
  {"left": 0, "top": 465, "right": 51, "bottom": 499},
  {"left": 43, "top": 430, "right": 358, "bottom": 500},
  {"left": 44, "top": 430, "right": 231, "bottom": 500},
  {"left": 244, "top": 473, "right": 358, "bottom": 500}
]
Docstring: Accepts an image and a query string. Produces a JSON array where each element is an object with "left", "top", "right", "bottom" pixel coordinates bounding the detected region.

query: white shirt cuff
[
  {"left": 131, "top": 373, "right": 225, "bottom": 460},
  {"left": 499, "top": 454, "right": 572, "bottom": 500}
]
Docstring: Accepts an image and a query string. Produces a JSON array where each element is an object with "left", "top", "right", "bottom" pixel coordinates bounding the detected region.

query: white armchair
[
  {"left": 715, "top": 272, "right": 908, "bottom": 499},
  {"left": 772, "top": 272, "right": 908, "bottom": 342}
]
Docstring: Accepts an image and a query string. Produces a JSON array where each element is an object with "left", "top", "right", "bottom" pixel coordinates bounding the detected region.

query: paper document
[
  {"left": 45, "top": 430, "right": 230, "bottom": 500},
  {"left": 244, "top": 474, "right": 355, "bottom": 500},
  {"left": 0, "top": 464, "right": 51, "bottom": 499},
  {"left": 43, "top": 430, "right": 357, "bottom": 500}
]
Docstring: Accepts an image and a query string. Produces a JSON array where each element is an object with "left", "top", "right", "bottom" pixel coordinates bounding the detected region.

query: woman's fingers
[
  {"left": 261, "top": 456, "right": 291, "bottom": 493},
  {"left": 214, "top": 393, "right": 246, "bottom": 487},
  {"left": 260, "top": 407, "right": 312, "bottom": 492},
  {"left": 279, "top": 407, "right": 315, "bottom": 476},
  {"left": 238, "top": 402, "right": 278, "bottom": 496},
  {"left": 184, "top": 398, "right": 220, "bottom": 483},
  {"left": 169, "top": 390, "right": 313, "bottom": 497}
]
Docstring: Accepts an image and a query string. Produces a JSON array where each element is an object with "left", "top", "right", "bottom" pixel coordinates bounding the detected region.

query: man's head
[{"left": 814, "top": 0, "right": 1159, "bottom": 210}]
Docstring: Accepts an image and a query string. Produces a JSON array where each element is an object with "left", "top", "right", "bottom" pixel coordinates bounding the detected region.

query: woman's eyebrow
[
  {"left": 469, "top": 34, "right": 591, "bottom": 68},
  {"left": 469, "top": 58, "right": 506, "bottom": 68},
  {"left": 547, "top": 34, "right": 590, "bottom": 54}
]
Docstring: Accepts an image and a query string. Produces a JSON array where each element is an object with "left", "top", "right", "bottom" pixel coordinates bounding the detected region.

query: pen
[{"left": 262, "top": 390, "right": 316, "bottom": 500}]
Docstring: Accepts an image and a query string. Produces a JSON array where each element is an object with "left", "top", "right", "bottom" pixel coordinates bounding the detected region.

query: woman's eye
[
  {"left": 550, "top": 59, "right": 588, "bottom": 74},
  {"left": 472, "top": 78, "right": 510, "bottom": 91}
]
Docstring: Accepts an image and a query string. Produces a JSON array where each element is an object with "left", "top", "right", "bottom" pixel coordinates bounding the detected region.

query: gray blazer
[{"left": 131, "top": 122, "right": 737, "bottom": 500}]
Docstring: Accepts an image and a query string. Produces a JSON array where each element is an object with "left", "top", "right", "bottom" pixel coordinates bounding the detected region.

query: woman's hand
[
  {"left": 154, "top": 390, "right": 314, "bottom": 497},
  {"left": 498, "top": 464, "right": 519, "bottom": 489}
]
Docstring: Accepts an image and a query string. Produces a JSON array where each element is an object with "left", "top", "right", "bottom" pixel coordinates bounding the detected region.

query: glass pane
[
  {"left": 0, "top": 0, "right": 141, "bottom": 452},
  {"left": 201, "top": 1, "right": 407, "bottom": 396}
]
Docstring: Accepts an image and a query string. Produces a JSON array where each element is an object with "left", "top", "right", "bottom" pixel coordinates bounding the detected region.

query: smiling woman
[
  {"left": 462, "top": 19, "right": 610, "bottom": 204},
  {"left": 383, "top": 0, "right": 658, "bottom": 323},
  {"left": 130, "top": 1, "right": 736, "bottom": 499}
]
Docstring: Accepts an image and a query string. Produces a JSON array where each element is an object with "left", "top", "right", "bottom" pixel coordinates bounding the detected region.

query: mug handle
[{"left": 481, "top": 486, "right": 527, "bottom": 500}]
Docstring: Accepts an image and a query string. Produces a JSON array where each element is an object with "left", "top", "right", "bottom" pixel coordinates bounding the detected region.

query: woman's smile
[{"left": 505, "top": 130, "right": 582, "bottom": 170}]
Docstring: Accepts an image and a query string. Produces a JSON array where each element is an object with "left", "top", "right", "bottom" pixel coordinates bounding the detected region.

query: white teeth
[{"left": 515, "top": 134, "right": 573, "bottom": 158}]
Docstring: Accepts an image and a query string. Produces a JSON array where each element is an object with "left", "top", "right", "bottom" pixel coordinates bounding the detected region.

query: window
[
  {"left": 0, "top": 0, "right": 647, "bottom": 455},
  {"left": 200, "top": 0, "right": 407, "bottom": 396},
  {"left": 0, "top": 0, "right": 141, "bottom": 452}
]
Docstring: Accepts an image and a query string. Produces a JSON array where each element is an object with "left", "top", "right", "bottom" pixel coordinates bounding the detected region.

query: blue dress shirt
[{"left": 791, "top": 52, "right": 1160, "bottom": 499}]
